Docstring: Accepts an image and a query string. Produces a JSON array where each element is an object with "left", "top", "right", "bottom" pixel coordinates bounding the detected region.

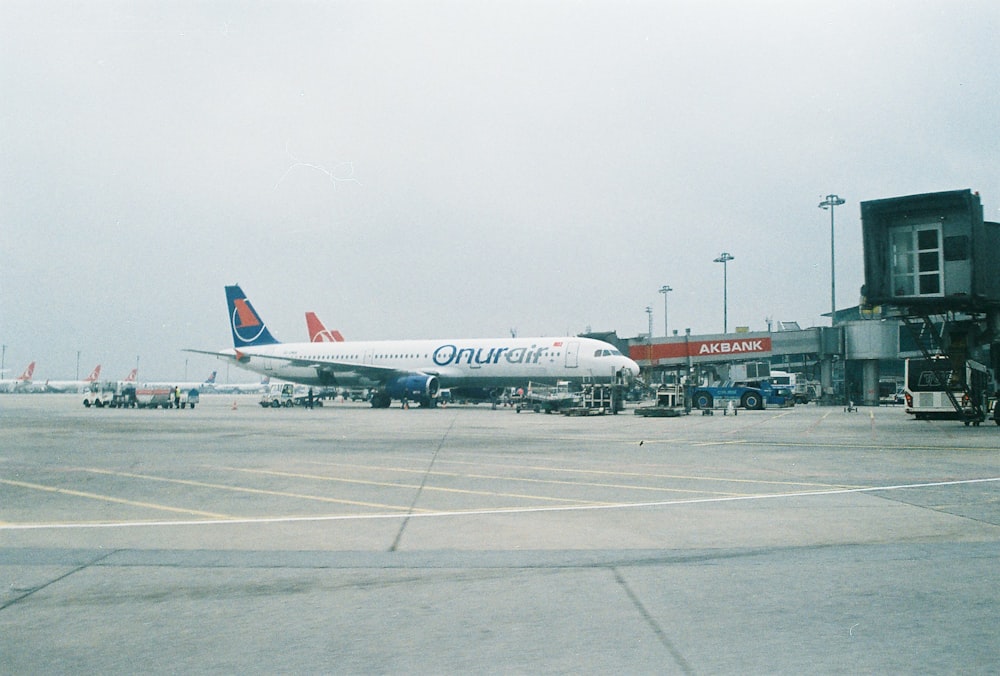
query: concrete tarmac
[{"left": 1, "top": 394, "right": 998, "bottom": 674}]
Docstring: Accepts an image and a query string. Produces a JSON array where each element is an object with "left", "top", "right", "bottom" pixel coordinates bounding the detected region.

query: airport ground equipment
[
  {"left": 135, "top": 387, "right": 199, "bottom": 409},
  {"left": 768, "top": 370, "right": 821, "bottom": 404},
  {"left": 690, "top": 381, "right": 769, "bottom": 411},
  {"left": 633, "top": 384, "right": 687, "bottom": 417},
  {"left": 732, "top": 379, "right": 795, "bottom": 407},
  {"left": 82, "top": 382, "right": 114, "bottom": 408},
  {"left": 561, "top": 383, "right": 626, "bottom": 416},
  {"left": 83, "top": 382, "right": 198, "bottom": 409},
  {"left": 259, "top": 382, "right": 323, "bottom": 408},
  {"left": 260, "top": 383, "right": 296, "bottom": 408},
  {"left": 515, "top": 381, "right": 582, "bottom": 413}
]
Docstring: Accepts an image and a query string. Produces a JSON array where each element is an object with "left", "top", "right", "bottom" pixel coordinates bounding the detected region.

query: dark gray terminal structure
[
  {"left": 861, "top": 189, "right": 1000, "bottom": 312},
  {"left": 860, "top": 189, "right": 1000, "bottom": 423}
]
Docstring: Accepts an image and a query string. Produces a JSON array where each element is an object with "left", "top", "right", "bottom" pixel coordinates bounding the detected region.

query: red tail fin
[
  {"left": 305, "top": 311, "right": 345, "bottom": 342},
  {"left": 19, "top": 362, "right": 35, "bottom": 381},
  {"left": 85, "top": 365, "right": 101, "bottom": 382}
]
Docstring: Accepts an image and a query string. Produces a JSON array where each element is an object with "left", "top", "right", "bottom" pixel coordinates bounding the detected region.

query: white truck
[{"left": 83, "top": 382, "right": 199, "bottom": 409}]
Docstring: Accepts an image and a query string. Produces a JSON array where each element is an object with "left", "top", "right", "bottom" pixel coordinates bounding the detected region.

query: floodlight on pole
[
  {"left": 645, "top": 305, "right": 653, "bottom": 341},
  {"left": 818, "top": 194, "right": 845, "bottom": 326},
  {"left": 658, "top": 285, "right": 672, "bottom": 337},
  {"left": 713, "top": 252, "right": 734, "bottom": 333}
]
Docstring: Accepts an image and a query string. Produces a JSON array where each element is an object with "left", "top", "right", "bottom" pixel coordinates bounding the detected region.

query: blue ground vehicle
[
  {"left": 690, "top": 380, "right": 793, "bottom": 411},
  {"left": 733, "top": 379, "right": 795, "bottom": 407}
]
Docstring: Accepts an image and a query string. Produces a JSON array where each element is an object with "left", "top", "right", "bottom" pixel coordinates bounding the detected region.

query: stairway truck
[{"left": 691, "top": 382, "right": 768, "bottom": 411}]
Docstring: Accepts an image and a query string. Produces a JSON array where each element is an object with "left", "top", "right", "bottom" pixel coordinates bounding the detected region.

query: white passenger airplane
[
  {"left": 212, "top": 375, "right": 270, "bottom": 394},
  {"left": 141, "top": 371, "right": 219, "bottom": 392},
  {"left": 43, "top": 364, "right": 102, "bottom": 393},
  {"left": 0, "top": 361, "right": 36, "bottom": 393},
  {"left": 187, "top": 285, "right": 639, "bottom": 408}
]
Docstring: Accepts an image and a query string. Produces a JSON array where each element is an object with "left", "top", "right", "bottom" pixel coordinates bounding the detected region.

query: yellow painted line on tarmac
[
  {"left": 69, "top": 467, "right": 424, "bottom": 513},
  {"left": 718, "top": 409, "right": 797, "bottom": 431},
  {"left": 301, "top": 461, "right": 749, "bottom": 498},
  {"left": 805, "top": 409, "right": 836, "bottom": 432},
  {"left": 0, "top": 478, "right": 233, "bottom": 519},
  {"left": 217, "top": 466, "right": 618, "bottom": 506}
]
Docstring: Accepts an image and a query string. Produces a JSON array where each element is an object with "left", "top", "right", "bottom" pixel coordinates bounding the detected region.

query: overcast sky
[{"left": 3, "top": 0, "right": 999, "bottom": 382}]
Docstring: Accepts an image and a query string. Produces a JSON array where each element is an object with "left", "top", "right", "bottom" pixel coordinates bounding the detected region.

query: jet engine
[{"left": 386, "top": 374, "right": 440, "bottom": 402}]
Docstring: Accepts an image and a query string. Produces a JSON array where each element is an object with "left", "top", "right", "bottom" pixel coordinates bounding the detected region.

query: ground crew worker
[{"left": 174, "top": 386, "right": 181, "bottom": 409}]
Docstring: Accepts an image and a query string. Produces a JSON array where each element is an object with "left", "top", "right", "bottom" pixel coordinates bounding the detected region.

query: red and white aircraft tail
[
  {"left": 305, "top": 312, "right": 345, "bottom": 343},
  {"left": 2, "top": 361, "right": 37, "bottom": 392}
]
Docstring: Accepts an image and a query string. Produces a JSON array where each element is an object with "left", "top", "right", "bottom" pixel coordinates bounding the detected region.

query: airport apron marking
[
  {"left": 2, "top": 476, "right": 996, "bottom": 530},
  {"left": 0, "top": 478, "right": 232, "bottom": 520},
  {"left": 69, "top": 467, "right": 429, "bottom": 513},
  {"left": 301, "top": 460, "right": 752, "bottom": 497}
]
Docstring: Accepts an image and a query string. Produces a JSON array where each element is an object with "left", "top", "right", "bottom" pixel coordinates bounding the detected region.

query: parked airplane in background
[
  {"left": 213, "top": 375, "right": 270, "bottom": 394},
  {"left": 306, "top": 312, "right": 345, "bottom": 342},
  {"left": 187, "top": 285, "right": 640, "bottom": 408},
  {"left": 0, "top": 362, "right": 35, "bottom": 393},
  {"left": 141, "top": 371, "right": 218, "bottom": 392},
  {"left": 42, "top": 365, "right": 101, "bottom": 393}
]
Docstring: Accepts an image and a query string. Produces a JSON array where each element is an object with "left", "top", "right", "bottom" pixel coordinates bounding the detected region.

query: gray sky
[{"left": 3, "top": 0, "right": 999, "bottom": 382}]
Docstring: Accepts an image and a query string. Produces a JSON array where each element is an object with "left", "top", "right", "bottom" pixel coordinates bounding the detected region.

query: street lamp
[
  {"left": 713, "top": 252, "right": 734, "bottom": 333},
  {"left": 819, "top": 194, "right": 845, "bottom": 326},
  {"left": 658, "top": 285, "right": 672, "bottom": 336}
]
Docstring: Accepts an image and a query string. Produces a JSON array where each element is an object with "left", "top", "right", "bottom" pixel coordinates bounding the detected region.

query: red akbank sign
[{"left": 629, "top": 336, "right": 772, "bottom": 362}]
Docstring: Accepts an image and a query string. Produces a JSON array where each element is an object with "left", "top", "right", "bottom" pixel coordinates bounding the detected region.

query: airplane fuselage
[
  {"left": 191, "top": 285, "right": 639, "bottom": 408},
  {"left": 229, "top": 336, "right": 637, "bottom": 391}
]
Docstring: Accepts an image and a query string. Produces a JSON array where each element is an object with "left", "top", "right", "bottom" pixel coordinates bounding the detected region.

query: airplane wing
[
  {"left": 185, "top": 348, "right": 236, "bottom": 358},
  {"left": 246, "top": 351, "right": 441, "bottom": 380},
  {"left": 183, "top": 348, "right": 440, "bottom": 380}
]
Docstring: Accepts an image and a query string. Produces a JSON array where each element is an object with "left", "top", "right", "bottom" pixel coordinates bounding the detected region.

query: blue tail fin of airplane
[{"left": 225, "top": 285, "right": 279, "bottom": 347}]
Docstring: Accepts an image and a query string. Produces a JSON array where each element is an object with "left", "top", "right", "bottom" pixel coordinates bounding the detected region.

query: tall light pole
[
  {"left": 645, "top": 305, "right": 653, "bottom": 340},
  {"left": 658, "top": 285, "right": 672, "bottom": 336},
  {"left": 819, "top": 194, "right": 845, "bottom": 326},
  {"left": 713, "top": 252, "right": 734, "bottom": 333}
]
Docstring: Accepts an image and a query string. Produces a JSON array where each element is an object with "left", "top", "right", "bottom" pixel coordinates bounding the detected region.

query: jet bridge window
[{"left": 890, "top": 223, "right": 944, "bottom": 298}]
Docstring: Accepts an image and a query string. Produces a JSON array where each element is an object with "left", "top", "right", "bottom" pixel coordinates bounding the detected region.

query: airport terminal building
[
  {"left": 600, "top": 190, "right": 1000, "bottom": 409},
  {"left": 592, "top": 308, "right": 909, "bottom": 406}
]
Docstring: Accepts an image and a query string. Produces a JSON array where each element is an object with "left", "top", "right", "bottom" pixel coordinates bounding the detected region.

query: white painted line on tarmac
[{"left": 2, "top": 476, "right": 997, "bottom": 531}]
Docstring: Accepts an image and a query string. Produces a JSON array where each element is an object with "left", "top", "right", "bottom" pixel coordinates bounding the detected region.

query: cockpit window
[{"left": 594, "top": 349, "right": 624, "bottom": 357}]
